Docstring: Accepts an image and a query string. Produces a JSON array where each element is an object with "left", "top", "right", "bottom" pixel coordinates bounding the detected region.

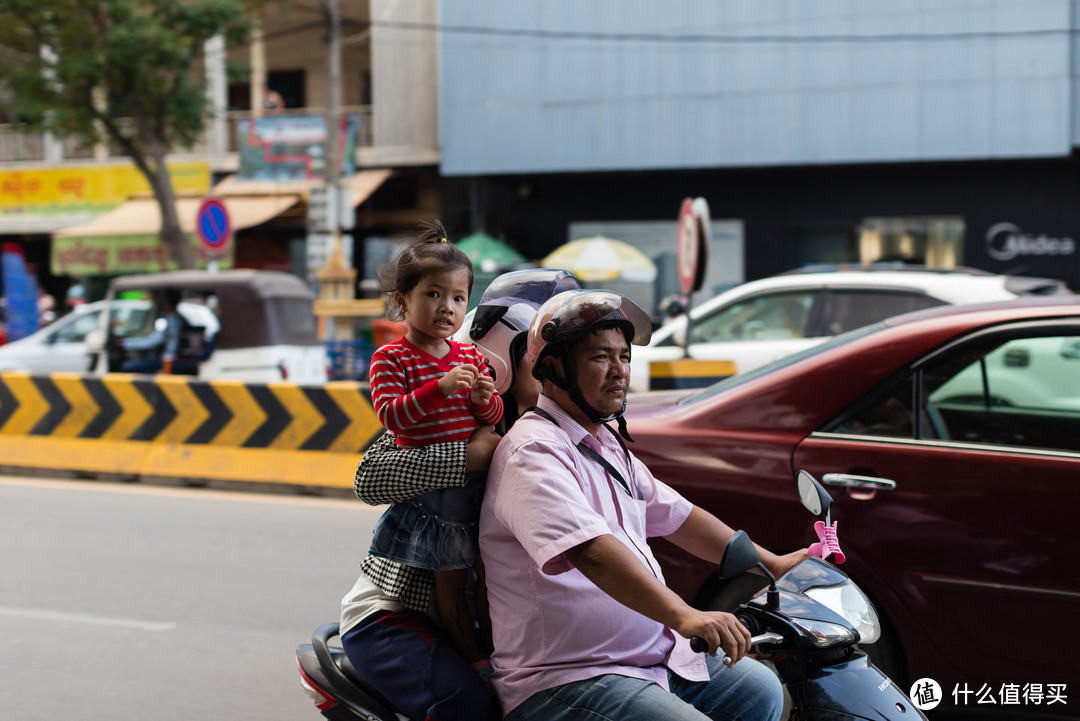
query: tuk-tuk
[{"left": 88, "top": 269, "right": 329, "bottom": 384}]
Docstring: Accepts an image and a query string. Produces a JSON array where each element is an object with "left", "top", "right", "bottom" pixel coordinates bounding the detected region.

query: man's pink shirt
[{"left": 479, "top": 394, "right": 708, "bottom": 715}]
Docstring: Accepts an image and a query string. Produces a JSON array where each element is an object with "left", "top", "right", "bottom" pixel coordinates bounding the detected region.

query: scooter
[
  {"left": 689, "top": 470, "right": 925, "bottom": 721},
  {"left": 295, "top": 470, "right": 923, "bottom": 720},
  {"left": 296, "top": 622, "right": 404, "bottom": 721}
]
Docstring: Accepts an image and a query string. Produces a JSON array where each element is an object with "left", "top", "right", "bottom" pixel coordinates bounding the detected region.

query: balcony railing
[{"left": 0, "top": 105, "right": 374, "bottom": 165}]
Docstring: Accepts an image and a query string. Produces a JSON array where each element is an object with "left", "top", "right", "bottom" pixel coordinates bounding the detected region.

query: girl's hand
[
  {"left": 439, "top": 364, "right": 478, "bottom": 396},
  {"left": 471, "top": 375, "right": 495, "bottom": 406}
]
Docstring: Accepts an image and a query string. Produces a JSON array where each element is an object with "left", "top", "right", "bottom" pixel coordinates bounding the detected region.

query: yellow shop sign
[{"left": 0, "top": 163, "right": 210, "bottom": 215}]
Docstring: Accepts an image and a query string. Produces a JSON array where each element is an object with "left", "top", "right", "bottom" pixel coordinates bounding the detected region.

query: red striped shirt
[{"left": 369, "top": 337, "right": 504, "bottom": 447}]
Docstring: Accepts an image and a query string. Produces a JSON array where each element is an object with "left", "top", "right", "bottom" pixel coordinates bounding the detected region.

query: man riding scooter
[{"left": 479, "top": 290, "right": 806, "bottom": 721}]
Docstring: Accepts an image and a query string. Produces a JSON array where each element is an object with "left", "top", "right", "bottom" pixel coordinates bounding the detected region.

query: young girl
[{"left": 365, "top": 220, "right": 503, "bottom": 674}]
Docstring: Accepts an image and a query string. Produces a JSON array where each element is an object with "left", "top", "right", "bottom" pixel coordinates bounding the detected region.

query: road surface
[{"left": 1, "top": 474, "right": 383, "bottom": 721}]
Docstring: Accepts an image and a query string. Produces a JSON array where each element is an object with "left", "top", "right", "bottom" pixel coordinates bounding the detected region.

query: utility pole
[
  {"left": 250, "top": 17, "right": 266, "bottom": 118},
  {"left": 313, "top": 0, "right": 357, "bottom": 345},
  {"left": 325, "top": 0, "right": 341, "bottom": 241}
]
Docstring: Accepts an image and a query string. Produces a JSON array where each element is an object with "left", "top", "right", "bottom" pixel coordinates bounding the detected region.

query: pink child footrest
[{"left": 808, "top": 520, "right": 846, "bottom": 564}]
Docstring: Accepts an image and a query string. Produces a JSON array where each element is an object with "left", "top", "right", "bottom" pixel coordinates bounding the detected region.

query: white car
[
  {"left": 631, "top": 266, "right": 1071, "bottom": 392},
  {"left": 0, "top": 300, "right": 218, "bottom": 374}
]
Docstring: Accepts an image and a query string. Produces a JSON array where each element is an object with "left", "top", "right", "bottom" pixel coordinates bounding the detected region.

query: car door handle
[{"left": 822, "top": 473, "right": 896, "bottom": 491}]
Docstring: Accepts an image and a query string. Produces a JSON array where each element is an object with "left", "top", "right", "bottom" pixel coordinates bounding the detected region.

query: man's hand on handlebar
[
  {"left": 676, "top": 609, "right": 750, "bottom": 665},
  {"left": 767, "top": 548, "right": 809, "bottom": 580}
]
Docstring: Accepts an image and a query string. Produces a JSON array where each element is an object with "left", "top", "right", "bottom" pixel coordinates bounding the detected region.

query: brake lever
[{"left": 690, "top": 631, "right": 785, "bottom": 665}]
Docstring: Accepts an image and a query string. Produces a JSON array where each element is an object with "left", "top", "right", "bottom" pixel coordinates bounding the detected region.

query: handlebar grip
[{"left": 690, "top": 617, "right": 753, "bottom": 656}]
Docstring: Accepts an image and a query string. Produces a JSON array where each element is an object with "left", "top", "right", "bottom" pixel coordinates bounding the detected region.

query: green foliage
[{"left": 0, "top": 0, "right": 255, "bottom": 155}]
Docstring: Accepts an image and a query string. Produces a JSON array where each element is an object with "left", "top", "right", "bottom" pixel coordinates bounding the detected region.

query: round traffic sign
[
  {"left": 677, "top": 198, "right": 700, "bottom": 294},
  {"left": 195, "top": 196, "right": 232, "bottom": 257}
]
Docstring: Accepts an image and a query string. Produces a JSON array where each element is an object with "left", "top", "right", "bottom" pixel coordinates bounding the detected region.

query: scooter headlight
[
  {"left": 804, "top": 580, "right": 881, "bottom": 644},
  {"left": 791, "top": 618, "right": 859, "bottom": 648}
]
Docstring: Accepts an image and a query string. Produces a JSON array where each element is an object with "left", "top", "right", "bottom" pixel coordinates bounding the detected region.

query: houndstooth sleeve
[{"left": 354, "top": 430, "right": 468, "bottom": 505}]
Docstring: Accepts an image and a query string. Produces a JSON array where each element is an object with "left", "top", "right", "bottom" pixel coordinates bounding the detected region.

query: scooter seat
[{"left": 335, "top": 648, "right": 400, "bottom": 714}]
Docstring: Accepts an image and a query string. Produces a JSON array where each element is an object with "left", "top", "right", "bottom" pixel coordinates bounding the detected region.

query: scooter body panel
[
  {"left": 798, "top": 651, "right": 926, "bottom": 721},
  {"left": 297, "top": 625, "right": 403, "bottom": 721}
]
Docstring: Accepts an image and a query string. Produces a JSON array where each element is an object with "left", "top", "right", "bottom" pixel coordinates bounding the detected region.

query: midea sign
[{"left": 985, "top": 222, "right": 1076, "bottom": 262}]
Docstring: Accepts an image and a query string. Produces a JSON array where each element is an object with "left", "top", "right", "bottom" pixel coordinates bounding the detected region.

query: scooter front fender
[{"left": 798, "top": 651, "right": 926, "bottom": 721}]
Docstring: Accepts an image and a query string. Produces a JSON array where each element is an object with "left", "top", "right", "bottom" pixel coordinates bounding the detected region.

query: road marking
[
  {"left": 0, "top": 606, "right": 177, "bottom": 632},
  {"left": 0, "top": 475, "right": 387, "bottom": 511}
]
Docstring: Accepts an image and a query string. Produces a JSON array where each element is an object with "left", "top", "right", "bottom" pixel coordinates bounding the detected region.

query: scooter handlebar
[{"left": 689, "top": 631, "right": 785, "bottom": 665}]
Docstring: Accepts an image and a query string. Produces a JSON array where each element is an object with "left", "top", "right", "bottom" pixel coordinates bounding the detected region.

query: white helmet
[{"left": 455, "top": 269, "right": 582, "bottom": 396}]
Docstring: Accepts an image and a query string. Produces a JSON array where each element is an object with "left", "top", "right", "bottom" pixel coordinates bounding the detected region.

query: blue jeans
[{"left": 506, "top": 654, "right": 783, "bottom": 721}]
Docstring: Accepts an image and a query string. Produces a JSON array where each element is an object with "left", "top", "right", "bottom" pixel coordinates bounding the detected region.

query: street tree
[{"left": 0, "top": 0, "right": 256, "bottom": 268}]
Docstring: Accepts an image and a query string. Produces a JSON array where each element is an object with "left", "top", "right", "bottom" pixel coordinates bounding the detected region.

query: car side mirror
[
  {"left": 672, "top": 322, "right": 687, "bottom": 347},
  {"left": 797, "top": 469, "right": 833, "bottom": 520},
  {"left": 85, "top": 328, "right": 105, "bottom": 352}
]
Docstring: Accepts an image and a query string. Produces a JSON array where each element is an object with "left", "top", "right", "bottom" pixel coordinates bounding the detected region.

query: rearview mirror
[
  {"left": 672, "top": 322, "right": 687, "bottom": 347},
  {"left": 797, "top": 470, "right": 832, "bottom": 519},
  {"left": 718, "top": 529, "right": 779, "bottom": 610},
  {"left": 85, "top": 328, "right": 105, "bottom": 352},
  {"left": 718, "top": 530, "right": 761, "bottom": 579}
]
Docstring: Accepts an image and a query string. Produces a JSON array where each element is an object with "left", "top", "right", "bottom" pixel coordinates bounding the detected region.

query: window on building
[
  {"left": 858, "top": 216, "right": 964, "bottom": 267},
  {"left": 228, "top": 69, "right": 306, "bottom": 111}
]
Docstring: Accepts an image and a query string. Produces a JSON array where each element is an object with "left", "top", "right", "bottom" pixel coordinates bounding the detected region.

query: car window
[
  {"left": 681, "top": 323, "right": 883, "bottom": 405},
  {"left": 110, "top": 304, "right": 154, "bottom": 339},
  {"left": 50, "top": 311, "right": 101, "bottom": 344},
  {"left": 832, "top": 329, "right": 1080, "bottom": 452},
  {"left": 688, "top": 291, "right": 816, "bottom": 344},
  {"left": 821, "top": 290, "right": 944, "bottom": 335}
]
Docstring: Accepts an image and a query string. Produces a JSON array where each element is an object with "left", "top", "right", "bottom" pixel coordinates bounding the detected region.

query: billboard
[
  {"left": 237, "top": 114, "right": 361, "bottom": 182},
  {"left": 51, "top": 235, "right": 234, "bottom": 276}
]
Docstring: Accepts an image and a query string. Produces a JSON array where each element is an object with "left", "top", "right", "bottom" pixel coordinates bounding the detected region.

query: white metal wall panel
[{"left": 439, "top": 0, "right": 1075, "bottom": 175}]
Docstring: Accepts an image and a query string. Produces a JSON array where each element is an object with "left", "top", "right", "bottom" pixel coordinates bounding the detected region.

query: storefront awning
[
  {"left": 51, "top": 194, "right": 301, "bottom": 276},
  {"left": 53, "top": 194, "right": 301, "bottom": 238},
  {"left": 49, "top": 169, "right": 390, "bottom": 276},
  {"left": 209, "top": 168, "right": 392, "bottom": 207}
]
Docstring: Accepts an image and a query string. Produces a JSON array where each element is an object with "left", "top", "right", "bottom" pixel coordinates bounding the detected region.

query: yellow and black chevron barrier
[
  {"left": 0, "top": 372, "right": 384, "bottom": 490},
  {"left": 648, "top": 359, "right": 738, "bottom": 391}
]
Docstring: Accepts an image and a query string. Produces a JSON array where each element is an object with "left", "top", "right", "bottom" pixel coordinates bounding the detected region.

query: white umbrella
[{"left": 541, "top": 236, "right": 657, "bottom": 283}]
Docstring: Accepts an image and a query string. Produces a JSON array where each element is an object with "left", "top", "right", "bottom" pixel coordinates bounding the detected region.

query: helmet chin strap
[{"left": 542, "top": 348, "right": 635, "bottom": 442}]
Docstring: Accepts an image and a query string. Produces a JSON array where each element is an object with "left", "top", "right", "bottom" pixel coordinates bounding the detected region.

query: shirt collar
[{"left": 536, "top": 394, "right": 610, "bottom": 451}]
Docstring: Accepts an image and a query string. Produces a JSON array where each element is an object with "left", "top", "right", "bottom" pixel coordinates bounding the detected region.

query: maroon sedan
[{"left": 628, "top": 295, "right": 1079, "bottom": 715}]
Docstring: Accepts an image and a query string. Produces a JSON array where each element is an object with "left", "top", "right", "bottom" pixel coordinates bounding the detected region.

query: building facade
[
  {"left": 0, "top": 0, "right": 441, "bottom": 303},
  {"left": 438, "top": 0, "right": 1080, "bottom": 297}
]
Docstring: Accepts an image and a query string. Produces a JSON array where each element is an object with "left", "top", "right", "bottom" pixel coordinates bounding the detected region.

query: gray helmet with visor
[{"left": 527, "top": 289, "right": 652, "bottom": 436}]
